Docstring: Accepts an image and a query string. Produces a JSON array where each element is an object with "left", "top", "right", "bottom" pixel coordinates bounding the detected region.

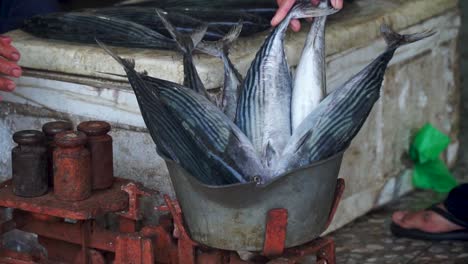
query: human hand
[
  {"left": 271, "top": 0, "right": 343, "bottom": 32},
  {"left": 0, "top": 36, "right": 22, "bottom": 100}
]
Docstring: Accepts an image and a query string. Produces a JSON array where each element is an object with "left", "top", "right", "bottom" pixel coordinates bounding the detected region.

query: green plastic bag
[
  {"left": 409, "top": 123, "right": 457, "bottom": 193},
  {"left": 409, "top": 123, "right": 451, "bottom": 164}
]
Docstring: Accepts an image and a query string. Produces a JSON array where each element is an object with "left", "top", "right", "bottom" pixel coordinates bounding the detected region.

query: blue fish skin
[{"left": 274, "top": 24, "right": 436, "bottom": 176}]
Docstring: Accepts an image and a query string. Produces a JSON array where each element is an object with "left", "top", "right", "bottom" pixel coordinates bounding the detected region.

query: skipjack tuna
[
  {"left": 274, "top": 24, "right": 435, "bottom": 176},
  {"left": 98, "top": 40, "right": 268, "bottom": 185},
  {"left": 235, "top": 2, "right": 337, "bottom": 168}
]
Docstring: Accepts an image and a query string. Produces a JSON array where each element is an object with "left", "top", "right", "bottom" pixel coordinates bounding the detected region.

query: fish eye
[{"left": 252, "top": 175, "right": 262, "bottom": 184}]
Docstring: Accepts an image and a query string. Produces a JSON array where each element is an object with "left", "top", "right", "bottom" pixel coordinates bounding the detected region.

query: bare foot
[{"left": 392, "top": 204, "right": 464, "bottom": 233}]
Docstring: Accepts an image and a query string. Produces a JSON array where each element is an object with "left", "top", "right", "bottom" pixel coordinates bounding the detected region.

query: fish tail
[
  {"left": 197, "top": 22, "right": 243, "bottom": 58},
  {"left": 381, "top": 24, "right": 436, "bottom": 50},
  {"left": 290, "top": 2, "right": 338, "bottom": 20},
  {"left": 96, "top": 38, "right": 136, "bottom": 72},
  {"left": 156, "top": 8, "right": 208, "bottom": 54}
]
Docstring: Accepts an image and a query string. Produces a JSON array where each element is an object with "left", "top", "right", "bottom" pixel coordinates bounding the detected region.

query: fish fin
[
  {"left": 96, "top": 39, "right": 158, "bottom": 96},
  {"left": 191, "top": 24, "right": 209, "bottom": 48},
  {"left": 381, "top": 24, "right": 436, "bottom": 49},
  {"left": 156, "top": 8, "right": 208, "bottom": 54},
  {"left": 197, "top": 22, "right": 243, "bottom": 58},
  {"left": 97, "top": 71, "right": 127, "bottom": 78},
  {"left": 97, "top": 70, "right": 148, "bottom": 78},
  {"left": 265, "top": 142, "right": 277, "bottom": 168},
  {"left": 95, "top": 38, "right": 135, "bottom": 71},
  {"left": 221, "top": 21, "right": 243, "bottom": 45},
  {"left": 292, "top": 130, "right": 314, "bottom": 154},
  {"left": 291, "top": 2, "right": 338, "bottom": 20}
]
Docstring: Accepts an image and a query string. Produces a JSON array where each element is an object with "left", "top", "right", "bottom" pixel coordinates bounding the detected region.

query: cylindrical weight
[
  {"left": 77, "top": 121, "right": 114, "bottom": 190},
  {"left": 53, "top": 131, "right": 91, "bottom": 201},
  {"left": 11, "top": 130, "right": 48, "bottom": 197},
  {"left": 42, "top": 121, "right": 73, "bottom": 187}
]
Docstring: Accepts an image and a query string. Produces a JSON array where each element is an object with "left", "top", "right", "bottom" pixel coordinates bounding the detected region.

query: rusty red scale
[
  {"left": 11, "top": 130, "right": 48, "bottom": 197},
  {"left": 42, "top": 121, "right": 73, "bottom": 187},
  {"left": 78, "top": 121, "right": 115, "bottom": 190},
  {"left": 53, "top": 131, "right": 92, "bottom": 201}
]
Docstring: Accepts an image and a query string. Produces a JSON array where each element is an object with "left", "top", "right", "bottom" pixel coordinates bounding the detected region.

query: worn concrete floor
[{"left": 331, "top": 189, "right": 467, "bottom": 264}]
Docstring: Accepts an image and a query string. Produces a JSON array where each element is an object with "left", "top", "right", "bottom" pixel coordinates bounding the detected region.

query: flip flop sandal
[{"left": 390, "top": 204, "right": 468, "bottom": 241}]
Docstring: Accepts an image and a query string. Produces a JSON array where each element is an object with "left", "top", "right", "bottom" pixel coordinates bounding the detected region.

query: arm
[
  {"left": 271, "top": 0, "right": 344, "bottom": 32},
  {"left": 0, "top": 36, "right": 22, "bottom": 100}
]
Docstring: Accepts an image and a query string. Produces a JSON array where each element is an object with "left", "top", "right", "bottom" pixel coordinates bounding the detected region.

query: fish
[
  {"left": 85, "top": 7, "right": 227, "bottom": 41},
  {"left": 166, "top": 8, "right": 272, "bottom": 37},
  {"left": 274, "top": 24, "right": 436, "bottom": 175},
  {"left": 116, "top": 1, "right": 273, "bottom": 36},
  {"left": 141, "top": 75, "right": 269, "bottom": 184},
  {"left": 97, "top": 40, "right": 252, "bottom": 185},
  {"left": 156, "top": 9, "right": 210, "bottom": 98},
  {"left": 22, "top": 12, "right": 176, "bottom": 50},
  {"left": 235, "top": 2, "right": 338, "bottom": 168},
  {"left": 291, "top": 0, "right": 330, "bottom": 131},
  {"left": 117, "top": 0, "right": 277, "bottom": 10},
  {"left": 197, "top": 23, "right": 244, "bottom": 121}
]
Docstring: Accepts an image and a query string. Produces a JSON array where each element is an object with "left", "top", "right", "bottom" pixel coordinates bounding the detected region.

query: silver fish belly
[
  {"left": 236, "top": 3, "right": 337, "bottom": 168},
  {"left": 291, "top": 0, "right": 329, "bottom": 131}
]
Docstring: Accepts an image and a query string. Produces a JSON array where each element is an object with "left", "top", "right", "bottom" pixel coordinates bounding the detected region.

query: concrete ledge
[{"left": 5, "top": 0, "right": 458, "bottom": 89}]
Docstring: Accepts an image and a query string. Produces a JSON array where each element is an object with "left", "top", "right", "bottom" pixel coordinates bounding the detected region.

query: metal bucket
[{"left": 165, "top": 152, "right": 344, "bottom": 251}]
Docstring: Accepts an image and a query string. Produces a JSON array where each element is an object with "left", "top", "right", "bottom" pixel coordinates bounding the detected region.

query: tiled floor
[{"left": 332, "top": 189, "right": 468, "bottom": 264}]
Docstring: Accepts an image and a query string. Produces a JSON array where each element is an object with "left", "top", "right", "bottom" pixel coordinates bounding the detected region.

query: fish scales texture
[
  {"left": 98, "top": 41, "right": 243, "bottom": 185},
  {"left": 142, "top": 76, "right": 268, "bottom": 183},
  {"left": 236, "top": 21, "right": 292, "bottom": 168},
  {"left": 23, "top": 13, "right": 176, "bottom": 49},
  {"left": 236, "top": 3, "right": 337, "bottom": 168},
  {"left": 292, "top": 0, "right": 329, "bottom": 131},
  {"left": 274, "top": 25, "right": 435, "bottom": 176},
  {"left": 87, "top": 7, "right": 226, "bottom": 41}
]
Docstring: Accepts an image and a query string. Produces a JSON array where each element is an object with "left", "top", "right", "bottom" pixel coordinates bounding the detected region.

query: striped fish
[
  {"left": 97, "top": 40, "right": 248, "bottom": 185},
  {"left": 197, "top": 23, "right": 244, "bottom": 121},
  {"left": 235, "top": 2, "right": 338, "bottom": 168},
  {"left": 22, "top": 12, "right": 176, "bottom": 50},
  {"left": 274, "top": 24, "right": 436, "bottom": 175},
  {"left": 141, "top": 75, "right": 269, "bottom": 184},
  {"left": 85, "top": 7, "right": 227, "bottom": 41},
  {"left": 156, "top": 9, "right": 210, "bottom": 98},
  {"left": 291, "top": 0, "right": 330, "bottom": 131}
]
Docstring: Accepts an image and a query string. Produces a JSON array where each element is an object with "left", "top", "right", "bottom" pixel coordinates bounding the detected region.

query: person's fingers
[
  {"left": 0, "top": 41, "right": 20, "bottom": 61},
  {"left": 0, "top": 77, "right": 16, "bottom": 92},
  {"left": 290, "top": 19, "right": 301, "bottom": 32},
  {"left": 271, "top": 0, "right": 296, "bottom": 27},
  {"left": 0, "top": 57, "right": 22, "bottom": 78},
  {"left": 331, "top": 0, "right": 344, "bottom": 9},
  {"left": 0, "top": 36, "right": 12, "bottom": 45},
  {"left": 311, "top": 0, "right": 320, "bottom": 5},
  {"left": 391, "top": 211, "right": 408, "bottom": 224}
]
